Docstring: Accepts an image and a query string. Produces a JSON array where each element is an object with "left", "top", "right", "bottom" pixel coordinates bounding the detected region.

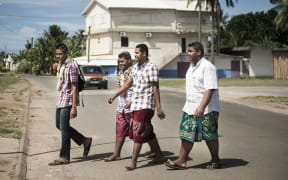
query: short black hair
[
  {"left": 135, "top": 44, "right": 149, "bottom": 57},
  {"left": 188, "top": 42, "right": 204, "bottom": 57},
  {"left": 56, "top": 43, "right": 68, "bottom": 53},
  {"left": 118, "top": 51, "right": 131, "bottom": 61}
]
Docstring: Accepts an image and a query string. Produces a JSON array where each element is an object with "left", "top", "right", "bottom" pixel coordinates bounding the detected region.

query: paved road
[{"left": 24, "top": 76, "right": 288, "bottom": 180}]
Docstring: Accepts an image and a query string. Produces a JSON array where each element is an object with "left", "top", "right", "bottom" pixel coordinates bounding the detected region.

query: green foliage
[
  {"left": 17, "top": 60, "right": 30, "bottom": 73},
  {"left": 221, "top": 9, "right": 288, "bottom": 48},
  {"left": 0, "top": 76, "right": 19, "bottom": 90},
  {"left": 14, "top": 25, "right": 86, "bottom": 74}
]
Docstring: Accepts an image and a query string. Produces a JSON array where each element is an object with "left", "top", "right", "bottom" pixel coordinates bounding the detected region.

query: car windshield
[{"left": 81, "top": 66, "right": 103, "bottom": 74}]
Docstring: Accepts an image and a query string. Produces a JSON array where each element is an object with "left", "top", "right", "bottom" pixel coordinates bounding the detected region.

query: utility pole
[{"left": 87, "top": 26, "right": 91, "bottom": 63}]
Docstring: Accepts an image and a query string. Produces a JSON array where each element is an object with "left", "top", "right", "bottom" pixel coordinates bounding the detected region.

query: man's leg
[
  {"left": 62, "top": 106, "right": 92, "bottom": 158},
  {"left": 147, "top": 137, "right": 162, "bottom": 163},
  {"left": 105, "top": 111, "right": 131, "bottom": 161},
  {"left": 126, "top": 143, "right": 142, "bottom": 170},
  {"left": 206, "top": 139, "right": 219, "bottom": 163},
  {"left": 175, "top": 140, "right": 193, "bottom": 165},
  {"left": 164, "top": 140, "right": 192, "bottom": 169},
  {"left": 104, "top": 137, "right": 125, "bottom": 161},
  {"left": 203, "top": 111, "right": 220, "bottom": 168},
  {"left": 59, "top": 107, "right": 72, "bottom": 161},
  {"left": 69, "top": 126, "right": 92, "bottom": 158},
  {"left": 49, "top": 108, "right": 71, "bottom": 165}
]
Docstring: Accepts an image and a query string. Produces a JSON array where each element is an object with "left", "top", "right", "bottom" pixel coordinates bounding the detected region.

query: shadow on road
[{"left": 190, "top": 158, "right": 249, "bottom": 169}]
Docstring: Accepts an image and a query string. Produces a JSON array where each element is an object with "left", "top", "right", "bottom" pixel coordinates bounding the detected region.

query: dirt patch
[{"left": 0, "top": 79, "right": 29, "bottom": 180}]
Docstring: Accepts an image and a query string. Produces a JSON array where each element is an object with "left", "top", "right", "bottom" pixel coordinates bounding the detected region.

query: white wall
[
  {"left": 85, "top": 5, "right": 211, "bottom": 69},
  {"left": 89, "top": 33, "right": 112, "bottom": 55},
  {"left": 85, "top": 3, "right": 111, "bottom": 31},
  {"left": 250, "top": 48, "right": 273, "bottom": 77},
  {"left": 111, "top": 9, "right": 175, "bottom": 31}
]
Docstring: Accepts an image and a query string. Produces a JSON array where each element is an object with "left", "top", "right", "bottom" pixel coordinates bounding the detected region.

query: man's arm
[
  {"left": 70, "top": 82, "right": 78, "bottom": 119},
  {"left": 151, "top": 82, "right": 165, "bottom": 120},
  {"left": 108, "top": 77, "right": 133, "bottom": 104},
  {"left": 194, "top": 89, "right": 214, "bottom": 119}
]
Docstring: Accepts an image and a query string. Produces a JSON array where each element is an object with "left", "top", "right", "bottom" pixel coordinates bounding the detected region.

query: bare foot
[
  {"left": 125, "top": 163, "right": 136, "bottom": 171},
  {"left": 103, "top": 155, "right": 121, "bottom": 162}
]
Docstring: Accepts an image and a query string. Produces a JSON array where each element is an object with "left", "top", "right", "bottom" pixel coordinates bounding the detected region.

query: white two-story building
[{"left": 75, "top": 0, "right": 212, "bottom": 76}]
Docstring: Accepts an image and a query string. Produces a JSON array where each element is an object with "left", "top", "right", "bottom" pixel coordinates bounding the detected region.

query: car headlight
[{"left": 102, "top": 76, "right": 108, "bottom": 80}]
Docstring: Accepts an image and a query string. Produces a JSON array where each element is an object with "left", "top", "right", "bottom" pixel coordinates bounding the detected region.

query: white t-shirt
[{"left": 182, "top": 57, "right": 220, "bottom": 115}]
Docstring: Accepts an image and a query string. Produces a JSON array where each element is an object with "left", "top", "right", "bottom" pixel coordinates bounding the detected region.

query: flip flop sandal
[
  {"left": 83, "top": 137, "right": 92, "bottom": 158},
  {"left": 48, "top": 159, "right": 70, "bottom": 166},
  {"left": 164, "top": 159, "right": 186, "bottom": 170}
]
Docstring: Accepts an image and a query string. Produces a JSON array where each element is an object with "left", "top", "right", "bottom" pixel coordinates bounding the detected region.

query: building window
[
  {"left": 121, "top": 37, "right": 129, "bottom": 47},
  {"left": 181, "top": 38, "right": 186, "bottom": 53}
]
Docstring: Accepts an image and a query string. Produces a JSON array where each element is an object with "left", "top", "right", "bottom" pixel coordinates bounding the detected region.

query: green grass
[
  {"left": 0, "top": 75, "right": 20, "bottom": 91},
  {"left": 218, "top": 78, "right": 288, "bottom": 87},
  {"left": 242, "top": 96, "right": 288, "bottom": 104},
  {"left": 0, "top": 110, "right": 22, "bottom": 139},
  {"left": 0, "top": 74, "right": 23, "bottom": 139},
  {"left": 160, "top": 78, "right": 288, "bottom": 110},
  {"left": 160, "top": 78, "right": 288, "bottom": 88}
]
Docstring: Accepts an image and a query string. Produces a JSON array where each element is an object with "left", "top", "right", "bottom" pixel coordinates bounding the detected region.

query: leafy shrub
[{"left": 17, "top": 61, "right": 30, "bottom": 73}]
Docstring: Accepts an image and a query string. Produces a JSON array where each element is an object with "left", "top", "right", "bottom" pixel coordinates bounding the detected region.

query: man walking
[
  {"left": 108, "top": 44, "right": 165, "bottom": 170},
  {"left": 49, "top": 43, "right": 92, "bottom": 166},
  {"left": 164, "top": 42, "right": 221, "bottom": 170}
]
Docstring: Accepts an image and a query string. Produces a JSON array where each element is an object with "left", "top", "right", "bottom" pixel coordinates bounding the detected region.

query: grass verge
[
  {"left": 160, "top": 78, "right": 288, "bottom": 111},
  {"left": 0, "top": 74, "right": 23, "bottom": 139},
  {"left": 160, "top": 78, "right": 288, "bottom": 88},
  {"left": 242, "top": 96, "right": 288, "bottom": 109},
  {"left": 0, "top": 74, "right": 19, "bottom": 91}
]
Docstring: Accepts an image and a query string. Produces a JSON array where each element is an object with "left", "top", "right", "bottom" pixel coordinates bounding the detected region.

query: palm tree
[
  {"left": 67, "top": 29, "right": 86, "bottom": 58},
  {"left": 43, "top": 25, "right": 68, "bottom": 73},
  {"left": 270, "top": 0, "right": 288, "bottom": 32},
  {"left": 187, "top": 0, "right": 237, "bottom": 62}
]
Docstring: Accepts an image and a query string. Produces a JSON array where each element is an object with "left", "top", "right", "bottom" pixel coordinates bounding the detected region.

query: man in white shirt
[{"left": 165, "top": 42, "right": 221, "bottom": 170}]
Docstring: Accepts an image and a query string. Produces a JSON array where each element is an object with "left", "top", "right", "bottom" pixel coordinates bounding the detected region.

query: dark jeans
[{"left": 56, "top": 106, "right": 86, "bottom": 160}]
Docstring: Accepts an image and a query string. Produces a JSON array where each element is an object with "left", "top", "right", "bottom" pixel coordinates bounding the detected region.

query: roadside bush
[{"left": 17, "top": 61, "right": 30, "bottom": 73}]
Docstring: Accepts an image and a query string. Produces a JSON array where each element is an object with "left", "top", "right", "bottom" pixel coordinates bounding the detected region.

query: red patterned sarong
[
  {"left": 116, "top": 111, "right": 133, "bottom": 138},
  {"left": 129, "top": 109, "right": 155, "bottom": 143}
]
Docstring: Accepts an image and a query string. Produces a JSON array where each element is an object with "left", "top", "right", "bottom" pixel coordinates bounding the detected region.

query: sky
[{"left": 0, "top": 0, "right": 275, "bottom": 54}]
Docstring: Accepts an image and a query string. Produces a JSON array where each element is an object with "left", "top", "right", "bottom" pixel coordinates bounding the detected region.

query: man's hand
[
  {"left": 70, "top": 107, "right": 77, "bottom": 119},
  {"left": 124, "top": 101, "right": 131, "bottom": 109},
  {"left": 157, "top": 107, "right": 165, "bottom": 120},
  {"left": 108, "top": 96, "right": 114, "bottom": 104},
  {"left": 194, "top": 106, "right": 204, "bottom": 119}
]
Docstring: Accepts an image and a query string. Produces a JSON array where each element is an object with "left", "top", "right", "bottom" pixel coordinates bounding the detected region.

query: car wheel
[{"left": 103, "top": 83, "right": 108, "bottom": 89}]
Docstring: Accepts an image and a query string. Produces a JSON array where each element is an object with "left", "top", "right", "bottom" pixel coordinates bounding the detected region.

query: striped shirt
[
  {"left": 57, "top": 61, "right": 79, "bottom": 108},
  {"left": 130, "top": 61, "right": 158, "bottom": 111}
]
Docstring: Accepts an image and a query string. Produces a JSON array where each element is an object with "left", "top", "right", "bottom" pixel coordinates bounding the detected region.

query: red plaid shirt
[{"left": 57, "top": 61, "right": 79, "bottom": 108}]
